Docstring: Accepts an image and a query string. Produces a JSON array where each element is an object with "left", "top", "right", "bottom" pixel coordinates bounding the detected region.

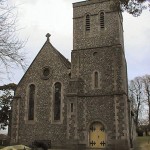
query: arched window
[
  {"left": 100, "top": 12, "right": 105, "bottom": 29},
  {"left": 86, "top": 14, "right": 90, "bottom": 31},
  {"left": 28, "top": 84, "right": 35, "bottom": 120},
  {"left": 94, "top": 72, "right": 98, "bottom": 88},
  {"left": 54, "top": 82, "right": 61, "bottom": 121}
]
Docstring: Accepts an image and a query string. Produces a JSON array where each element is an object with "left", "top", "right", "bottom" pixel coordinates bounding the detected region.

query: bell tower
[
  {"left": 73, "top": 0, "right": 124, "bottom": 50},
  {"left": 67, "top": 0, "right": 131, "bottom": 150},
  {"left": 71, "top": 0, "right": 127, "bottom": 94}
]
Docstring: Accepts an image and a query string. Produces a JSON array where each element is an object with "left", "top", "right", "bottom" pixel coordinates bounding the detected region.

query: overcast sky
[{"left": 1, "top": 0, "right": 150, "bottom": 84}]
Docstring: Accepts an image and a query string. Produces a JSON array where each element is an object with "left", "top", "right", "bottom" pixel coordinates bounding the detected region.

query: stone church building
[{"left": 10, "top": 0, "right": 134, "bottom": 149}]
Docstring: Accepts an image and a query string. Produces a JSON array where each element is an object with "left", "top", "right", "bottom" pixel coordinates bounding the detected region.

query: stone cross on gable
[{"left": 46, "top": 33, "right": 51, "bottom": 42}]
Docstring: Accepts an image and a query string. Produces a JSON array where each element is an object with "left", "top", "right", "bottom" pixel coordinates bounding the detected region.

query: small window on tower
[
  {"left": 71, "top": 103, "right": 74, "bottom": 113},
  {"left": 100, "top": 12, "right": 105, "bottom": 29},
  {"left": 93, "top": 52, "right": 98, "bottom": 56},
  {"left": 86, "top": 14, "right": 90, "bottom": 31},
  {"left": 94, "top": 72, "right": 98, "bottom": 88}
]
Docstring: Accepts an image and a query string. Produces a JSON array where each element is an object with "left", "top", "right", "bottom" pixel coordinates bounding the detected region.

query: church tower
[{"left": 67, "top": 0, "right": 130, "bottom": 149}]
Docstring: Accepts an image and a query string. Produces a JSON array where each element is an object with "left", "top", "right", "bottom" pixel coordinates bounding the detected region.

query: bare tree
[
  {"left": 142, "top": 75, "right": 150, "bottom": 126},
  {"left": 129, "top": 77, "right": 144, "bottom": 128},
  {"left": 0, "top": 0, "right": 27, "bottom": 78}
]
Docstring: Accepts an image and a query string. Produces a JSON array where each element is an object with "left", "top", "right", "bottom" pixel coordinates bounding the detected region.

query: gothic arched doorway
[{"left": 89, "top": 122, "right": 106, "bottom": 148}]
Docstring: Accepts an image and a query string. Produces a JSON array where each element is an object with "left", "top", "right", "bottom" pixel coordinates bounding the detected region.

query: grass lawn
[
  {"left": 135, "top": 136, "right": 150, "bottom": 150},
  {"left": 0, "top": 138, "right": 150, "bottom": 150},
  {"left": 0, "top": 146, "right": 5, "bottom": 149}
]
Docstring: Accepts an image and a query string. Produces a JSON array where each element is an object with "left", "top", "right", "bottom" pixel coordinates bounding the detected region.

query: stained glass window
[
  {"left": 28, "top": 84, "right": 35, "bottom": 120},
  {"left": 54, "top": 82, "right": 61, "bottom": 121}
]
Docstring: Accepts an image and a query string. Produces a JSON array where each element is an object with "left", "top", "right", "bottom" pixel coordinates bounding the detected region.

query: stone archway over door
[{"left": 89, "top": 122, "right": 106, "bottom": 148}]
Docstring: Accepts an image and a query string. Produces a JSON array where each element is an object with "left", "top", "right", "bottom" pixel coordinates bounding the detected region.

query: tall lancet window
[
  {"left": 94, "top": 72, "right": 98, "bottom": 88},
  {"left": 86, "top": 14, "right": 90, "bottom": 31},
  {"left": 100, "top": 12, "right": 105, "bottom": 29},
  {"left": 54, "top": 82, "right": 61, "bottom": 121},
  {"left": 28, "top": 84, "right": 35, "bottom": 120}
]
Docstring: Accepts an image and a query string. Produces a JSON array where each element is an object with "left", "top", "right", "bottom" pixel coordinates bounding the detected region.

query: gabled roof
[
  {"left": 16, "top": 34, "right": 71, "bottom": 89},
  {"left": 49, "top": 42, "right": 71, "bottom": 69}
]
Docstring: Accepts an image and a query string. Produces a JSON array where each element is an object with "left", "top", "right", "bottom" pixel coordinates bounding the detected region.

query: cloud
[
  {"left": 123, "top": 11, "right": 150, "bottom": 79},
  {"left": 2, "top": 0, "right": 150, "bottom": 83}
]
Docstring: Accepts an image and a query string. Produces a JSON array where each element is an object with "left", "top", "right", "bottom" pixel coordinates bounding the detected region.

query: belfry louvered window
[
  {"left": 86, "top": 14, "right": 90, "bottom": 31},
  {"left": 100, "top": 12, "right": 105, "bottom": 29},
  {"left": 28, "top": 84, "right": 35, "bottom": 120},
  {"left": 54, "top": 82, "right": 61, "bottom": 121}
]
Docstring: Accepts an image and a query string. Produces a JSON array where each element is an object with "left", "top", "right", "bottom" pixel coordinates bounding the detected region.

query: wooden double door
[{"left": 89, "top": 122, "right": 106, "bottom": 148}]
